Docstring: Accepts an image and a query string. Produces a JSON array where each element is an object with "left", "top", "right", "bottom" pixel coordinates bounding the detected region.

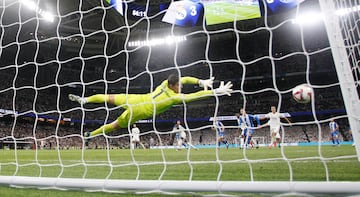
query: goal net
[{"left": 0, "top": 0, "right": 360, "bottom": 195}]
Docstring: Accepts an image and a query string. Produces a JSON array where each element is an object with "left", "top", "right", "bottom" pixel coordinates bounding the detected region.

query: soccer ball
[{"left": 292, "top": 84, "right": 313, "bottom": 103}]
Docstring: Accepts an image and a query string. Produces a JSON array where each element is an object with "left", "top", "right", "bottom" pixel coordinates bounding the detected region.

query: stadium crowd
[
  {"left": 0, "top": 48, "right": 352, "bottom": 150},
  {"left": 0, "top": 115, "right": 351, "bottom": 150}
]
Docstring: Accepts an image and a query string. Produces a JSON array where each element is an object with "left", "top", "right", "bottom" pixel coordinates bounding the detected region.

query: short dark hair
[{"left": 167, "top": 74, "right": 179, "bottom": 86}]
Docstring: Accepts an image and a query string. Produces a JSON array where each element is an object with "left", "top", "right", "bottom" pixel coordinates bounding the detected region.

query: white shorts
[
  {"left": 177, "top": 138, "right": 184, "bottom": 146},
  {"left": 132, "top": 136, "right": 140, "bottom": 142}
]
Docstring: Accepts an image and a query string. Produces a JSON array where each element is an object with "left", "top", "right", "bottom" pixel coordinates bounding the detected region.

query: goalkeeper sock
[{"left": 87, "top": 94, "right": 110, "bottom": 104}]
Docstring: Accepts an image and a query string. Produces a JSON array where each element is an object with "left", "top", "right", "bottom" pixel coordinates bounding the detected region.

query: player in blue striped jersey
[
  {"left": 329, "top": 118, "right": 340, "bottom": 146},
  {"left": 213, "top": 118, "right": 229, "bottom": 149},
  {"left": 237, "top": 108, "right": 260, "bottom": 149}
]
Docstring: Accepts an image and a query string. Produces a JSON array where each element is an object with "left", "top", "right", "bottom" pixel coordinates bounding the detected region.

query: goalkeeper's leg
[
  {"left": 68, "top": 94, "right": 119, "bottom": 105},
  {"left": 89, "top": 120, "right": 120, "bottom": 137},
  {"left": 69, "top": 94, "right": 131, "bottom": 137}
]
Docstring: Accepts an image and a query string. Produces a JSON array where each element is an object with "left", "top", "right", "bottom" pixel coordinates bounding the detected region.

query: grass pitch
[{"left": 0, "top": 145, "right": 359, "bottom": 196}]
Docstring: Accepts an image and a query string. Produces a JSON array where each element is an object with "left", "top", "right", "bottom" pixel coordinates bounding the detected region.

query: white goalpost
[
  {"left": 1, "top": 176, "right": 360, "bottom": 194},
  {"left": 318, "top": 0, "right": 360, "bottom": 160},
  {"left": 1, "top": 0, "right": 360, "bottom": 195}
]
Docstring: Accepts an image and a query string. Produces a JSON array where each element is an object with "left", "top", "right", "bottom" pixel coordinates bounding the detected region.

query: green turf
[
  {"left": 204, "top": 3, "right": 261, "bottom": 25},
  {"left": 0, "top": 146, "right": 359, "bottom": 196}
]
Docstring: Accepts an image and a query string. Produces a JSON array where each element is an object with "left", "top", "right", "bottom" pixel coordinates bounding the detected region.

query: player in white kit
[
  {"left": 131, "top": 124, "right": 146, "bottom": 149},
  {"left": 173, "top": 120, "right": 198, "bottom": 151},
  {"left": 262, "top": 106, "right": 291, "bottom": 148}
]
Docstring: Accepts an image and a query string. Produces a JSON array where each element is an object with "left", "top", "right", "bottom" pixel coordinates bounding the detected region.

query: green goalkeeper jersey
[{"left": 113, "top": 77, "right": 213, "bottom": 128}]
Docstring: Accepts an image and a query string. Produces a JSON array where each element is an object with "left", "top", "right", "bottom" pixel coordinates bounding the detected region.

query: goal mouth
[{"left": 0, "top": 0, "right": 359, "bottom": 195}]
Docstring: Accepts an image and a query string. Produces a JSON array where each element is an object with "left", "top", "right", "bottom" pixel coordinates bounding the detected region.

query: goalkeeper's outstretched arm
[
  {"left": 179, "top": 76, "right": 215, "bottom": 91},
  {"left": 174, "top": 81, "right": 233, "bottom": 103}
]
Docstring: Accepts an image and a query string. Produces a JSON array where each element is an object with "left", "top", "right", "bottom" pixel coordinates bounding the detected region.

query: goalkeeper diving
[{"left": 68, "top": 74, "right": 233, "bottom": 138}]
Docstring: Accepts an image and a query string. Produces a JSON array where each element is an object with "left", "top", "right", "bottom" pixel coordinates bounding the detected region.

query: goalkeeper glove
[
  {"left": 198, "top": 77, "right": 214, "bottom": 90},
  {"left": 214, "top": 81, "right": 233, "bottom": 96}
]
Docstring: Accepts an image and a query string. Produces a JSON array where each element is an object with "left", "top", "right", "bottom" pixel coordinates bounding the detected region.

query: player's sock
[
  {"left": 68, "top": 94, "right": 87, "bottom": 105},
  {"left": 240, "top": 139, "right": 244, "bottom": 149},
  {"left": 332, "top": 139, "right": 335, "bottom": 144},
  {"left": 270, "top": 138, "right": 274, "bottom": 148}
]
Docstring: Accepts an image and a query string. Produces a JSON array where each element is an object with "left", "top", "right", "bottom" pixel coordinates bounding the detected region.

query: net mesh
[{"left": 0, "top": 0, "right": 359, "bottom": 195}]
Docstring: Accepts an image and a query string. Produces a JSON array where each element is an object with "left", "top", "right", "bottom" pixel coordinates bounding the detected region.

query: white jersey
[
  {"left": 174, "top": 125, "right": 186, "bottom": 139},
  {"left": 265, "top": 112, "right": 284, "bottom": 129},
  {"left": 131, "top": 127, "right": 140, "bottom": 141}
]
